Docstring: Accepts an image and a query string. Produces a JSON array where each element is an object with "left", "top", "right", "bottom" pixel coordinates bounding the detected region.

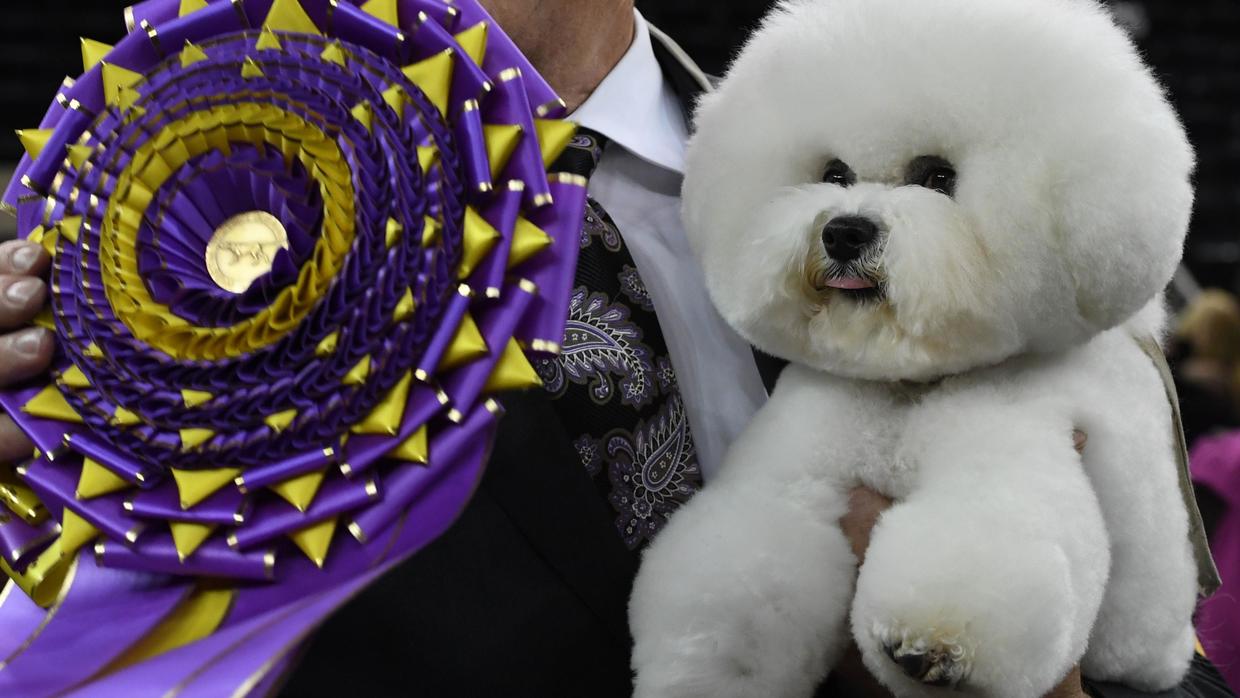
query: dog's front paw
[
  {"left": 850, "top": 503, "right": 1099, "bottom": 697},
  {"left": 877, "top": 624, "right": 972, "bottom": 689}
]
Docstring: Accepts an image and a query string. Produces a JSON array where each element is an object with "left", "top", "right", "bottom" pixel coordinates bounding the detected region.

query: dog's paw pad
[{"left": 881, "top": 637, "right": 970, "bottom": 688}]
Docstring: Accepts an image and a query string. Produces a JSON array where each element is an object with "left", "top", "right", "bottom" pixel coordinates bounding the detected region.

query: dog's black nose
[{"left": 821, "top": 216, "right": 878, "bottom": 262}]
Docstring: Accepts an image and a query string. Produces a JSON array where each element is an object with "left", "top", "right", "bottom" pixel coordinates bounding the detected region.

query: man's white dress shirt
[{"left": 570, "top": 11, "right": 769, "bottom": 481}]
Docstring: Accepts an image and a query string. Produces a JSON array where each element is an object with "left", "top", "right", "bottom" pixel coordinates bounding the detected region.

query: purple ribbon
[{"left": 0, "top": 0, "right": 583, "bottom": 695}]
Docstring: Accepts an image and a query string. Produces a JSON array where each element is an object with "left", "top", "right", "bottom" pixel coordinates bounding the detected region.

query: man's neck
[{"left": 485, "top": 1, "right": 636, "bottom": 112}]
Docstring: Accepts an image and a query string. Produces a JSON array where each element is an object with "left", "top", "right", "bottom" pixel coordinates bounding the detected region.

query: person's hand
[
  {"left": 831, "top": 429, "right": 1091, "bottom": 697},
  {"left": 0, "top": 240, "right": 54, "bottom": 464}
]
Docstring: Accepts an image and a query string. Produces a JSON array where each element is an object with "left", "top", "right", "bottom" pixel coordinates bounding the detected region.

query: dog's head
[{"left": 683, "top": 0, "right": 1194, "bottom": 381}]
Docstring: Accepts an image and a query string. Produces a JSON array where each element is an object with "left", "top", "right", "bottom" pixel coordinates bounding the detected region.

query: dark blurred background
[{"left": 1, "top": 1, "right": 1238, "bottom": 290}]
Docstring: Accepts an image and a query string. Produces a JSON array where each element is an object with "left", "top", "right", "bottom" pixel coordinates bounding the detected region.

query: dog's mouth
[
  {"left": 803, "top": 244, "right": 888, "bottom": 306},
  {"left": 817, "top": 273, "right": 886, "bottom": 303},
  {"left": 824, "top": 275, "right": 877, "bottom": 291}
]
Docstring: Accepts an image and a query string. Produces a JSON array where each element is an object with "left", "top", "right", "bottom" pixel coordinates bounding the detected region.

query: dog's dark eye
[
  {"left": 921, "top": 168, "right": 956, "bottom": 195},
  {"left": 821, "top": 159, "right": 856, "bottom": 187},
  {"left": 905, "top": 156, "right": 957, "bottom": 197}
]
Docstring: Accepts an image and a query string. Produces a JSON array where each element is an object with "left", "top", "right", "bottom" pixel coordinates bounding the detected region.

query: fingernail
[
  {"left": 11, "top": 328, "right": 49, "bottom": 357},
  {"left": 4, "top": 278, "right": 43, "bottom": 306},
  {"left": 10, "top": 244, "right": 42, "bottom": 273}
]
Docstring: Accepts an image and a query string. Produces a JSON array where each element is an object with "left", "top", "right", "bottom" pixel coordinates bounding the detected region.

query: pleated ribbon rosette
[{"left": 0, "top": 0, "right": 584, "bottom": 693}]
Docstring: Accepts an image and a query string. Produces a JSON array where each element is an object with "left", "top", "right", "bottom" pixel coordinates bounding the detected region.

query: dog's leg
[
  {"left": 630, "top": 372, "right": 868, "bottom": 698},
  {"left": 630, "top": 473, "right": 855, "bottom": 698},
  {"left": 1074, "top": 340, "right": 1198, "bottom": 689},
  {"left": 851, "top": 402, "right": 1110, "bottom": 698}
]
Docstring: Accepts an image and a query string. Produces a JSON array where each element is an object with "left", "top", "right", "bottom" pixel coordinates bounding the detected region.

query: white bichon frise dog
[{"left": 628, "top": 0, "right": 1209, "bottom": 696}]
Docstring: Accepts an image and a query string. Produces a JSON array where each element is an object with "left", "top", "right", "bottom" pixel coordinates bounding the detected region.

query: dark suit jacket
[{"left": 279, "top": 28, "right": 1233, "bottom": 698}]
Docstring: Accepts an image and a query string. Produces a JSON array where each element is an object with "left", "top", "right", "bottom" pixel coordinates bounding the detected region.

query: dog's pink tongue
[{"left": 826, "top": 276, "right": 875, "bottom": 290}]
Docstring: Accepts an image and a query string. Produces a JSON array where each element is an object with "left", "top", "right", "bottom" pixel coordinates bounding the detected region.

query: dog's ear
[{"left": 1053, "top": 98, "right": 1194, "bottom": 336}]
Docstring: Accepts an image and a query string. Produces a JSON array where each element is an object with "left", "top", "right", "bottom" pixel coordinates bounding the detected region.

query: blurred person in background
[
  {"left": 1170, "top": 290, "right": 1240, "bottom": 447},
  {"left": 1180, "top": 291, "right": 1240, "bottom": 692}
]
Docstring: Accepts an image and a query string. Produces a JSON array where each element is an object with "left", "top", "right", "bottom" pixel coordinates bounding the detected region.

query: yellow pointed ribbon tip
[
  {"left": 385, "top": 218, "right": 403, "bottom": 248},
  {"left": 535, "top": 119, "right": 578, "bottom": 168},
  {"left": 180, "top": 41, "right": 209, "bottom": 68},
  {"left": 416, "top": 146, "right": 439, "bottom": 174},
  {"left": 84, "top": 342, "right": 104, "bottom": 359},
  {"left": 68, "top": 144, "right": 93, "bottom": 170},
  {"left": 32, "top": 307, "right": 55, "bottom": 331},
  {"left": 343, "top": 356, "right": 371, "bottom": 386},
  {"left": 422, "top": 216, "right": 442, "bottom": 247},
  {"left": 262, "top": 0, "right": 322, "bottom": 35},
  {"left": 289, "top": 517, "right": 338, "bottom": 568},
  {"left": 508, "top": 217, "right": 553, "bottom": 269},
  {"left": 169, "top": 522, "right": 215, "bottom": 561},
  {"left": 457, "top": 206, "right": 501, "bottom": 279},
  {"left": 438, "top": 313, "right": 489, "bottom": 370},
  {"left": 485, "top": 338, "right": 543, "bottom": 392},
  {"left": 178, "top": 428, "right": 215, "bottom": 451},
  {"left": 483, "top": 124, "right": 523, "bottom": 179},
  {"left": 100, "top": 586, "right": 234, "bottom": 673},
  {"left": 59, "top": 364, "right": 91, "bottom": 389},
  {"left": 112, "top": 406, "right": 142, "bottom": 426},
  {"left": 58, "top": 216, "right": 82, "bottom": 245},
  {"left": 315, "top": 331, "right": 339, "bottom": 357},
  {"left": 181, "top": 389, "right": 214, "bottom": 408},
  {"left": 101, "top": 63, "right": 143, "bottom": 108},
  {"left": 81, "top": 38, "right": 113, "bottom": 72},
  {"left": 25, "top": 225, "right": 47, "bottom": 247},
  {"left": 360, "top": 0, "right": 400, "bottom": 27},
  {"left": 320, "top": 42, "right": 348, "bottom": 66},
  {"left": 241, "top": 57, "right": 265, "bottom": 79},
  {"left": 454, "top": 22, "right": 489, "bottom": 66},
  {"left": 38, "top": 228, "right": 60, "bottom": 257},
  {"left": 402, "top": 49, "right": 454, "bottom": 117},
  {"left": 60, "top": 507, "right": 100, "bottom": 558},
  {"left": 381, "top": 85, "right": 405, "bottom": 120},
  {"left": 179, "top": 0, "right": 209, "bottom": 16},
  {"left": 351, "top": 101, "right": 374, "bottom": 132},
  {"left": 256, "top": 27, "right": 283, "bottom": 51},
  {"left": 264, "top": 408, "right": 298, "bottom": 433},
  {"left": 270, "top": 468, "right": 327, "bottom": 512},
  {"left": 387, "top": 425, "right": 429, "bottom": 463},
  {"left": 22, "top": 385, "right": 83, "bottom": 423},
  {"left": 171, "top": 468, "right": 242, "bottom": 509},
  {"left": 77, "top": 458, "right": 131, "bottom": 500},
  {"left": 117, "top": 86, "right": 142, "bottom": 111},
  {"left": 25, "top": 225, "right": 47, "bottom": 250},
  {"left": 352, "top": 371, "right": 413, "bottom": 436},
  {"left": 16, "top": 129, "right": 53, "bottom": 160},
  {"left": 393, "top": 288, "right": 416, "bottom": 322}
]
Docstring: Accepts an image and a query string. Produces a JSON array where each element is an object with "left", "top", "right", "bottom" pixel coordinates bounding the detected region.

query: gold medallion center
[{"left": 205, "top": 211, "right": 290, "bottom": 294}]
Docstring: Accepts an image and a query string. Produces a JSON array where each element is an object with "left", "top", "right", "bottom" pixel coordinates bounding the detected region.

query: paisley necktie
[{"left": 538, "top": 128, "right": 702, "bottom": 550}]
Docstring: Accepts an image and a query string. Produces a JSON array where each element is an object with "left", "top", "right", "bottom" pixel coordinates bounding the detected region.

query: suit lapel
[
  {"left": 649, "top": 24, "right": 713, "bottom": 113},
  {"left": 481, "top": 390, "right": 640, "bottom": 647},
  {"left": 477, "top": 27, "right": 774, "bottom": 649}
]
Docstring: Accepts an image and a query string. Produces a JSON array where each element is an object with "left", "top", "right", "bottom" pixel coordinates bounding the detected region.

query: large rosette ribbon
[{"left": 0, "top": 0, "right": 584, "bottom": 694}]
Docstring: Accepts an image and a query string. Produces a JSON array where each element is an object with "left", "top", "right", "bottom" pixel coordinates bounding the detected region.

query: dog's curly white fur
[{"left": 628, "top": 0, "right": 1200, "bottom": 696}]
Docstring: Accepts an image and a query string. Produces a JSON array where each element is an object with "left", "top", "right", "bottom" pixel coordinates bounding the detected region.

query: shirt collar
[{"left": 570, "top": 10, "right": 689, "bottom": 174}]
